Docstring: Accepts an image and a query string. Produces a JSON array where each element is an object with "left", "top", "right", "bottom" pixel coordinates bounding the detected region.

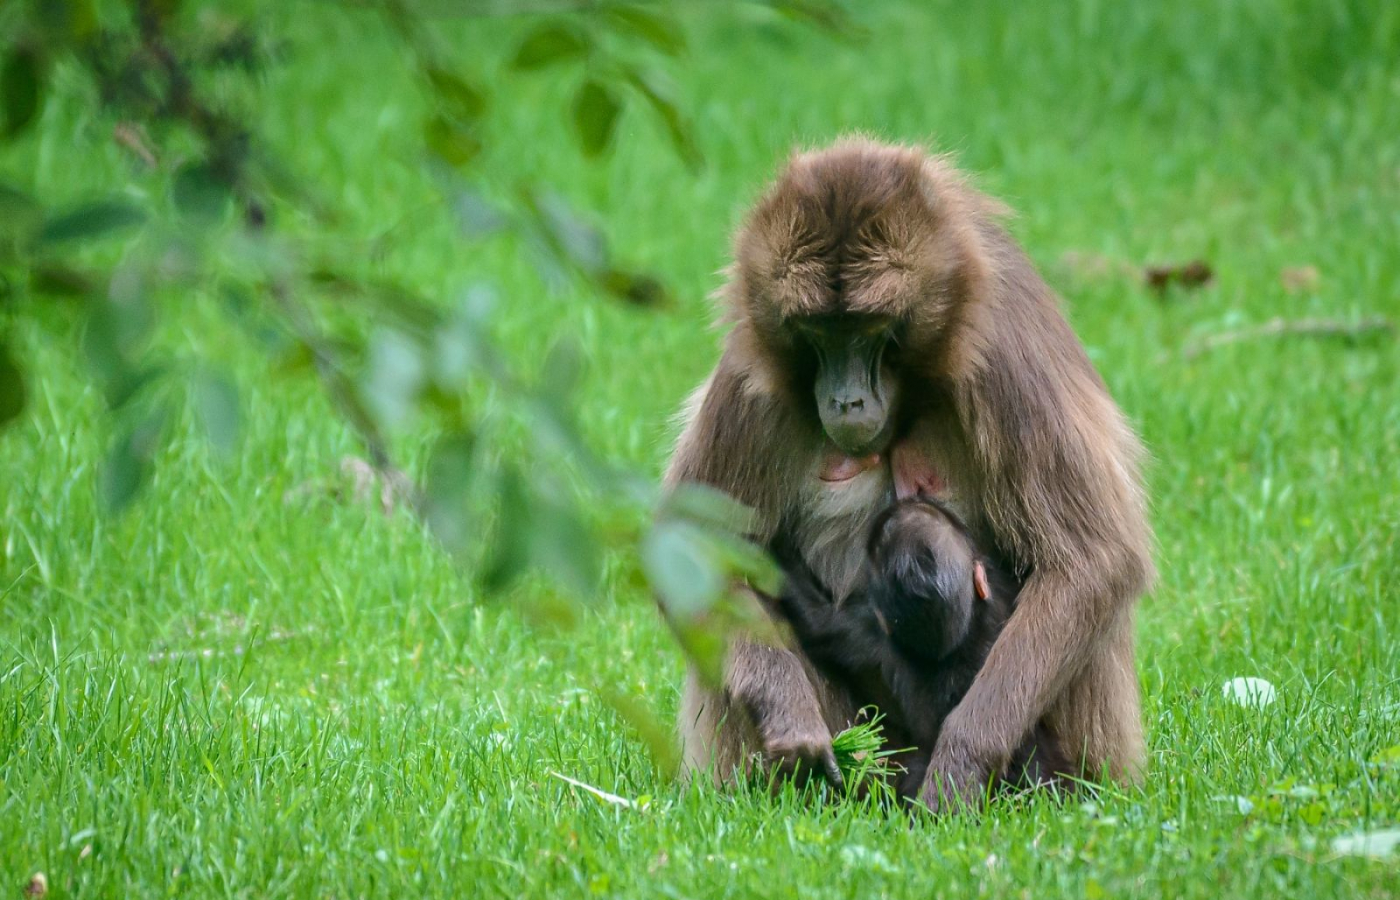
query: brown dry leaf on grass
[
  {"left": 1280, "top": 265, "right": 1320, "bottom": 292},
  {"left": 1145, "top": 260, "right": 1213, "bottom": 295},
  {"left": 282, "top": 455, "right": 416, "bottom": 514}
]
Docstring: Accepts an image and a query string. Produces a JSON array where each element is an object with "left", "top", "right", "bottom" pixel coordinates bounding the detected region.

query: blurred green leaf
[
  {"left": 171, "top": 162, "right": 231, "bottom": 224},
  {"left": 37, "top": 200, "right": 146, "bottom": 246},
  {"left": 530, "top": 191, "right": 607, "bottom": 274},
  {"left": 99, "top": 407, "right": 166, "bottom": 514},
  {"left": 433, "top": 294, "right": 499, "bottom": 384},
  {"left": 626, "top": 68, "right": 702, "bottom": 172},
  {"left": 449, "top": 185, "right": 506, "bottom": 238},
  {"left": 101, "top": 438, "right": 148, "bottom": 514},
  {"left": 599, "top": 268, "right": 667, "bottom": 307},
  {"left": 426, "top": 67, "right": 487, "bottom": 123},
  {"left": 50, "top": 0, "right": 99, "bottom": 42},
  {"left": 145, "top": 0, "right": 184, "bottom": 25},
  {"left": 604, "top": 6, "right": 686, "bottom": 56},
  {"left": 104, "top": 364, "right": 165, "bottom": 413},
  {"left": 642, "top": 520, "right": 726, "bottom": 619},
  {"left": 541, "top": 337, "right": 584, "bottom": 400},
  {"left": 30, "top": 264, "right": 96, "bottom": 297},
  {"left": 363, "top": 329, "right": 425, "bottom": 431},
  {"left": 771, "top": 0, "right": 861, "bottom": 35},
  {"left": 601, "top": 687, "right": 680, "bottom": 777},
  {"left": 0, "top": 340, "right": 25, "bottom": 428},
  {"left": 571, "top": 78, "right": 622, "bottom": 158},
  {"left": 0, "top": 181, "right": 41, "bottom": 240},
  {"left": 423, "top": 431, "right": 478, "bottom": 556},
  {"left": 660, "top": 483, "right": 761, "bottom": 537},
  {"left": 707, "top": 527, "right": 783, "bottom": 596},
  {"left": 194, "top": 368, "right": 240, "bottom": 455},
  {"left": 482, "top": 465, "right": 531, "bottom": 592},
  {"left": 510, "top": 24, "right": 588, "bottom": 70},
  {"left": 1, "top": 45, "right": 44, "bottom": 139},
  {"left": 532, "top": 489, "right": 602, "bottom": 599},
  {"left": 424, "top": 114, "right": 483, "bottom": 168}
]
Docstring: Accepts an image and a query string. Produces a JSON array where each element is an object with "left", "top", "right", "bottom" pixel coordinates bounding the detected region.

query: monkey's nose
[{"left": 831, "top": 396, "right": 865, "bottom": 415}]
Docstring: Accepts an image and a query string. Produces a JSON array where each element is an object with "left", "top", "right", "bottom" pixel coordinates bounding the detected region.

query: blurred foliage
[{"left": 0, "top": 0, "right": 853, "bottom": 716}]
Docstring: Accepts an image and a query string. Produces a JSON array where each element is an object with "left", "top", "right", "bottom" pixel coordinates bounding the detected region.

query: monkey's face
[
  {"left": 728, "top": 142, "right": 982, "bottom": 452},
  {"left": 792, "top": 314, "right": 900, "bottom": 457}
]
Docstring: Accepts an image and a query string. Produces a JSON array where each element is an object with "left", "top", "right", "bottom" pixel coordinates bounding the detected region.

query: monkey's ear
[{"left": 974, "top": 561, "right": 991, "bottom": 602}]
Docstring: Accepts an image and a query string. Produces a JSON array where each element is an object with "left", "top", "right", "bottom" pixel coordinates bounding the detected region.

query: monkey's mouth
[{"left": 818, "top": 450, "right": 883, "bottom": 483}]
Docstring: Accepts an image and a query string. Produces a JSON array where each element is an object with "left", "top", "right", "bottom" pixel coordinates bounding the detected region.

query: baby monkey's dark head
[{"left": 866, "top": 499, "right": 991, "bottom": 662}]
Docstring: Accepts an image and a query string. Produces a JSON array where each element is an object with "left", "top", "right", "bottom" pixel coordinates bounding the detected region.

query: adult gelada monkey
[{"left": 664, "top": 138, "right": 1153, "bottom": 811}]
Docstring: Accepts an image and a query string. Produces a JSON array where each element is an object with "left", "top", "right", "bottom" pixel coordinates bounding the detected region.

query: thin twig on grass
[{"left": 1180, "top": 316, "right": 1395, "bottom": 359}]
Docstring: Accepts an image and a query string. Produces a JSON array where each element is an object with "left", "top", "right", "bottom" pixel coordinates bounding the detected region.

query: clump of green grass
[{"left": 831, "top": 711, "right": 909, "bottom": 807}]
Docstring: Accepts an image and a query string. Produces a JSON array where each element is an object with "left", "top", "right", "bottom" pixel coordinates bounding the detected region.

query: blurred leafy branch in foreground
[{"left": 0, "top": 0, "right": 851, "bottom": 769}]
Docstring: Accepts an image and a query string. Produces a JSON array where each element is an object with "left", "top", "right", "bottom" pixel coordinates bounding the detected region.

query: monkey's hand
[
  {"left": 917, "top": 736, "right": 992, "bottom": 815},
  {"left": 752, "top": 701, "right": 843, "bottom": 792}
]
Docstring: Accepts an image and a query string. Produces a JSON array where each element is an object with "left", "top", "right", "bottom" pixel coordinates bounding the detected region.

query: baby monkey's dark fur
[{"left": 771, "top": 499, "right": 1069, "bottom": 802}]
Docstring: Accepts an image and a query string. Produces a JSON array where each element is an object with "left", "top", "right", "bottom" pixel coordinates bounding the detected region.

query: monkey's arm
[
  {"left": 921, "top": 261, "right": 1154, "bottom": 812},
  {"left": 666, "top": 344, "right": 843, "bottom": 787}
]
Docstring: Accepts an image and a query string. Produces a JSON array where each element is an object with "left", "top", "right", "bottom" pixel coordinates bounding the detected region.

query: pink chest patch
[
  {"left": 818, "top": 449, "right": 883, "bottom": 483},
  {"left": 892, "top": 443, "right": 945, "bottom": 500}
]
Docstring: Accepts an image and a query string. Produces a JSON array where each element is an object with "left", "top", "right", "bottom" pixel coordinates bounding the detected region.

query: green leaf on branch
[
  {"left": 658, "top": 483, "right": 761, "bottom": 538},
  {"left": 99, "top": 407, "right": 167, "bottom": 514},
  {"left": 531, "top": 490, "right": 602, "bottom": 600},
  {"left": 171, "top": 162, "right": 231, "bottom": 224},
  {"left": 194, "top": 369, "right": 240, "bottom": 455},
  {"left": 426, "top": 67, "right": 488, "bottom": 123},
  {"left": 772, "top": 0, "right": 863, "bottom": 36},
  {"left": 626, "top": 68, "right": 702, "bottom": 172},
  {"left": 37, "top": 200, "right": 146, "bottom": 246},
  {"left": 449, "top": 185, "right": 506, "bottom": 238},
  {"left": 642, "top": 520, "right": 727, "bottom": 620},
  {"left": 599, "top": 268, "right": 668, "bottom": 307},
  {"left": 0, "top": 340, "right": 26, "bottom": 429},
  {"left": 604, "top": 6, "right": 687, "bottom": 56},
  {"left": 510, "top": 24, "right": 589, "bottom": 71},
  {"left": 362, "top": 329, "right": 425, "bottom": 432},
  {"left": 1, "top": 45, "right": 44, "bottom": 139},
  {"left": 572, "top": 79, "right": 622, "bottom": 158},
  {"left": 0, "top": 181, "right": 41, "bottom": 240},
  {"left": 644, "top": 485, "right": 783, "bottom": 682},
  {"left": 529, "top": 191, "right": 608, "bottom": 275},
  {"left": 481, "top": 463, "right": 601, "bottom": 600},
  {"left": 482, "top": 465, "right": 532, "bottom": 592},
  {"left": 424, "top": 115, "right": 483, "bottom": 168},
  {"left": 423, "top": 431, "right": 478, "bottom": 557},
  {"left": 30, "top": 264, "right": 96, "bottom": 298}
]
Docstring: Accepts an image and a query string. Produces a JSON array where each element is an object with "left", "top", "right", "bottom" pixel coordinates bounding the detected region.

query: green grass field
[{"left": 4, "top": 1, "right": 1400, "bottom": 896}]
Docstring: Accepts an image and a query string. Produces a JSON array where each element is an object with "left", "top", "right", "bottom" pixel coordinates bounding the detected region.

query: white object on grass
[
  {"left": 1222, "top": 677, "right": 1277, "bottom": 708},
  {"left": 549, "top": 771, "right": 646, "bottom": 810},
  {"left": 1331, "top": 828, "right": 1400, "bottom": 859}
]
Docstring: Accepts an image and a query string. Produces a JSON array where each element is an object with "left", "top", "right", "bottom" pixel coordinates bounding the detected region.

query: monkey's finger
[{"left": 821, "top": 749, "right": 845, "bottom": 792}]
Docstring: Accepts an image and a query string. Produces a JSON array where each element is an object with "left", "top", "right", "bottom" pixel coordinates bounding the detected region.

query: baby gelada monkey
[{"left": 771, "top": 498, "right": 1069, "bottom": 803}]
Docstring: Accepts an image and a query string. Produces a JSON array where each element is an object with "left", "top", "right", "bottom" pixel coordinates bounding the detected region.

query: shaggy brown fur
[{"left": 666, "top": 138, "right": 1153, "bottom": 811}]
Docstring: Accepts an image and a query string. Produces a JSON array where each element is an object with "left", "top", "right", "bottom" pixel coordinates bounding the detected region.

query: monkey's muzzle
[{"left": 813, "top": 330, "right": 897, "bottom": 457}]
